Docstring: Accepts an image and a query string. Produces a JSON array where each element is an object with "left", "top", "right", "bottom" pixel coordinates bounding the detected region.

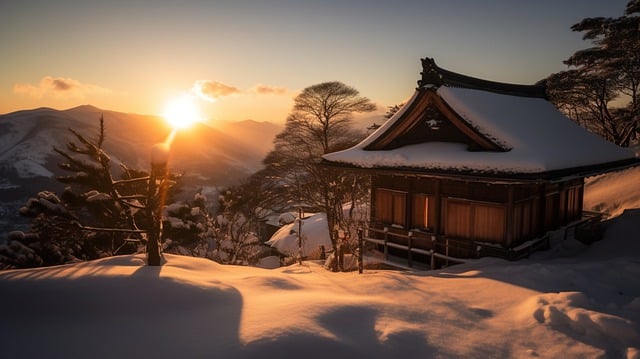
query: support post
[
  {"left": 430, "top": 235, "right": 436, "bottom": 270},
  {"left": 336, "top": 229, "right": 344, "bottom": 271},
  {"left": 407, "top": 231, "right": 413, "bottom": 268},
  {"left": 298, "top": 207, "right": 303, "bottom": 265},
  {"left": 434, "top": 179, "right": 442, "bottom": 235},
  {"left": 506, "top": 185, "right": 515, "bottom": 248},
  {"left": 383, "top": 227, "right": 389, "bottom": 260},
  {"left": 445, "top": 238, "right": 449, "bottom": 267},
  {"left": 357, "top": 227, "right": 363, "bottom": 274}
]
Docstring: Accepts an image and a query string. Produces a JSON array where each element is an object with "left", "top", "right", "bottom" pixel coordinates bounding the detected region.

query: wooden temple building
[{"left": 322, "top": 58, "right": 638, "bottom": 267}]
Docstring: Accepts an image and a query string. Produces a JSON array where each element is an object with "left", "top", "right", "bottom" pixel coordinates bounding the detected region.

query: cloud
[
  {"left": 13, "top": 76, "right": 112, "bottom": 99},
  {"left": 190, "top": 80, "right": 290, "bottom": 102},
  {"left": 250, "top": 84, "right": 288, "bottom": 95},
  {"left": 191, "top": 80, "right": 240, "bottom": 102}
]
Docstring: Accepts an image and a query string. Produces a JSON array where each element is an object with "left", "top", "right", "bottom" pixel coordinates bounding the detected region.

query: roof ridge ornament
[
  {"left": 417, "top": 57, "right": 443, "bottom": 88},
  {"left": 417, "top": 57, "right": 548, "bottom": 99}
]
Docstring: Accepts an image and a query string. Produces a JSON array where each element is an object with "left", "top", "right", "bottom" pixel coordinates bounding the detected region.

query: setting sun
[{"left": 162, "top": 95, "right": 202, "bottom": 129}]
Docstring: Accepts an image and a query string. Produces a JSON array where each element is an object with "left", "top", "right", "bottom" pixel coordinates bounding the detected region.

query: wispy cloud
[
  {"left": 191, "top": 80, "right": 241, "bottom": 102},
  {"left": 250, "top": 84, "right": 288, "bottom": 95},
  {"left": 13, "top": 76, "right": 112, "bottom": 99},
  {"left": 191, "top": 80, "right": 289, "bottom": 102}
]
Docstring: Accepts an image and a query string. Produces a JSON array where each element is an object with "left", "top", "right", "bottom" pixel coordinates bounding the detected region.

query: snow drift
[
  {"left": 266, "top": 212, "right": 332, "bottom": 258},
  {"left": 1, "top": 209, "right": 639, "bottom": 358}
]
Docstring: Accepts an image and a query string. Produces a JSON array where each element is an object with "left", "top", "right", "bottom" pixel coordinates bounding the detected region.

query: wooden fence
[
  {"left": 363, "top": 227, "right": 467, "bottom": 269},
  {"left": 362, "top": 211, "right": 604, "bottom": 270}
]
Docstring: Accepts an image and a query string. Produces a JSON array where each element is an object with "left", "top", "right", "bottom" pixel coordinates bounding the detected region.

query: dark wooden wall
[{"left": 371, "top": 174, "right": 584, "bottom": 249}]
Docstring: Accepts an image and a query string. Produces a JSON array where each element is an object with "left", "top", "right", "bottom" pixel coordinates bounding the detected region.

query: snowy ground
[
  {"left": 1, "top": 164, "right": 638, "bottom": 358},
  {"left": 1, "top": 208, "right": 639, "bottom": 358}
]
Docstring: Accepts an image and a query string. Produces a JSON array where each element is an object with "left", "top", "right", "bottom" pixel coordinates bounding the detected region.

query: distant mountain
[
  {"left": 0, "top": 105, "right": 282, "bottom": 240},
  {"left": 211, "top": 119, "right": 282, "bottom": 159}
]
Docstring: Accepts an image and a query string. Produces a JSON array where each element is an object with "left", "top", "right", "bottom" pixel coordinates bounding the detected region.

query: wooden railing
[
  {"left": 363, "top": 226, "right": 468, "bottom": 269},
  {"left": 363, "top": 211, "right": 606, "bottom": 269}
]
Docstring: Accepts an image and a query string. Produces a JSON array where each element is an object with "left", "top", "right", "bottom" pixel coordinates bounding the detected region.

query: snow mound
[
  {"left": 0, "top": 255, "right": 243, "bottom": 358},
  {"left": 266, "top": 212, "right": 332, "bottom": 258},
  {"left": 14, "top": 159, "right": 53, "bottom": 178},
  {"left": 278, "top": 212, "right": 296, "bottom": 225},
  {"left": 520, "top": 292, "right": 639, "bottom": 348}
]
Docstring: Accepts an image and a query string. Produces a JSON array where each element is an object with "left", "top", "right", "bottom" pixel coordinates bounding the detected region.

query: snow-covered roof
[{"left": 323, "top": 68, "right": 637, "bottom": 180}]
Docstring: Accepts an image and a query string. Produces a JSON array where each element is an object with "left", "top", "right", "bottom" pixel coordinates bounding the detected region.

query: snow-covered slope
[
  {"left": 584, "top": 164, "right": 640, "bottom": 218},
  {"left": 1, "top": 210, "right": 639, "bottom": 359}
]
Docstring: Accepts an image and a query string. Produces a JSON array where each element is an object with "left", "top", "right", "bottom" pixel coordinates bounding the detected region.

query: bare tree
[
  {"left": 261, "top": 82, "right": 375, "bottom": 269},
  {"left": 290, "top": 81, "right": 376, "bottom": 154}
]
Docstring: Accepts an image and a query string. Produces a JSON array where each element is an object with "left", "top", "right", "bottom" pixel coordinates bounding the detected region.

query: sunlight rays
[{"left": 162, "top": 94, "right": 202, "bottom": 130}]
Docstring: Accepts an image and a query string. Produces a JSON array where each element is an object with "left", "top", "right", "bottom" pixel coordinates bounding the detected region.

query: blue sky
[{"left": 0, "top": 0, "right": 629, "bottom": 122}]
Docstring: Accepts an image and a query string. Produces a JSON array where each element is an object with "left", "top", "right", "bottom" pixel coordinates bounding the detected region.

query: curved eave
[{"left": 320, "top": 157, "right": 640, "bottom": 184}]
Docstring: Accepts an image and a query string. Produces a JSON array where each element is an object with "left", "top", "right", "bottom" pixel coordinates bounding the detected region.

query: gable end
[{"left": 365, "top": 89, "right": 506, "bottom": 151}]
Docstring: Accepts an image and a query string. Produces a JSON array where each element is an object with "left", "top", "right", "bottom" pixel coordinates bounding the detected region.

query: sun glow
[{"left": 162, "top": 95, "right": 202, "bottom": 129}]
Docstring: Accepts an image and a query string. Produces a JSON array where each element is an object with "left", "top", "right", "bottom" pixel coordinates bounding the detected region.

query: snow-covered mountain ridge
[
  {"left": 0, "top": 105, "right": 281, "bottom": 182},
  {"left": 0, "top": 105, "right": 282, "bottom": 239}
]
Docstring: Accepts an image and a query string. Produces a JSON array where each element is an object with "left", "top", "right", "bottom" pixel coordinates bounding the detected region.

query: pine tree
[
  {"left": 209, "top": 189, "right": 264, "bottom": 265},
  {"left": 162, "top": 190, "right": 218, "bottom": 259},
  {"left": 0, "top": 117, "right": 160, "bottom": 268},
  {"left": 546, "top": 0, "right": 640, "bottom": 146}
]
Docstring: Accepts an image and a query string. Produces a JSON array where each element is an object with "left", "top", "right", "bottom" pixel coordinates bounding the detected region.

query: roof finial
[
  {"left": 418, "top": 57, "right": 443, "bottom": 89},
  {"left": 417, "top": 56, "right": 548, "bottom": 98}
]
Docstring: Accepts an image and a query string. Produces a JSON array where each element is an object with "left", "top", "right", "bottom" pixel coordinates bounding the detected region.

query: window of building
[
  {"left": 566, "top": 186, "right": 582, "bottom": 222},
  {"left": 444, "top": 199, "right": 505, "bottom": 243},
  {"left": 375, "top": 189, "right": 407, "bottom": 227},
  {"left": 412, "top": 194, "right": 429, "bottom": 229}
]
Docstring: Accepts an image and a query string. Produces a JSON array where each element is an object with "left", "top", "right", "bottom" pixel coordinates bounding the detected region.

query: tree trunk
[{"left": 146, "top": 162, "right": 166, "bottom": 266}]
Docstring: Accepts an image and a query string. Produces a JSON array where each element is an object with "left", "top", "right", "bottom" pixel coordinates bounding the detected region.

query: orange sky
[{"left": 0, "top": 0, "right": 628, "bottom": 124}]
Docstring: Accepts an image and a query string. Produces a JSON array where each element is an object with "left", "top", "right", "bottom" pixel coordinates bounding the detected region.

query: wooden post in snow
[
  {"left": 297, "top": 207, "right": 303, "bottom": 265},
  {"left": 147, "top": 143, "right": 169, "bottom": 266},
  {"left": 357, "top": 227, "right": 363, "bottom": 274}
]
